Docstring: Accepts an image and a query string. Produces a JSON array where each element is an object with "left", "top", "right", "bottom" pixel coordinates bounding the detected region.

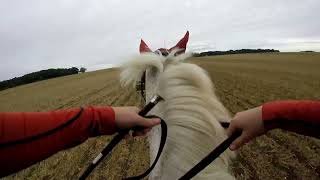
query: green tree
[{"left": 80, "top": 67, "right": 87, "bottom": 73}]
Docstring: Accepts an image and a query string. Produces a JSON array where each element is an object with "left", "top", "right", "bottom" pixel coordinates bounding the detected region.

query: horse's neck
[
  {"left": 145, "top": 65, "right": 235, "bottom": 180},
  {"left": 145, "top": 70, "right": 164, "bottom": 180}
]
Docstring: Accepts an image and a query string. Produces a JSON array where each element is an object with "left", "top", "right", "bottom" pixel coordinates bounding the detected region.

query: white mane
[
  {"left": 120, "top": 53, "right": 235, "bottom": 179},
  {"left": 120, "top": 52, "right": 191, "bottom": 88}
]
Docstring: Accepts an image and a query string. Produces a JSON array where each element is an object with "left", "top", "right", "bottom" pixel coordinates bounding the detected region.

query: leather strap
[
  {"left": 80, "top": 116, "right": 239, "bottom": 180},
  {"left": 79, "top": 116, "right": 167, "bottom": 180},
  {"left": 179, "top": 128, "right": 241, "bottom": 180},
  {"left": 124, "top": 116, "right": 167, "bottom": 180}
]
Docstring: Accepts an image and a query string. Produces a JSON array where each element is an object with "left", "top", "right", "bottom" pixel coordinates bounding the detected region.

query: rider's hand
[
  {"left": 113, "top": 107, "right": 160, "bottom": 137},
  {"left": 227, "top": 106, "right": 266, "bottom": 151}
]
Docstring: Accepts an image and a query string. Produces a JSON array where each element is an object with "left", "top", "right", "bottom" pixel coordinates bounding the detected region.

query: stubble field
[{"left": 1, "top": 53, "right": 319, "bottom": 180}]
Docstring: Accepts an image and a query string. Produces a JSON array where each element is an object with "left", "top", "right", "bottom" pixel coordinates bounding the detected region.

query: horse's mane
[
  {"left": 120, "top": 52, "right": 191, "bottom": 88},
  {"left": 120, "top": 53, "right": 235, "bottom": 179}
]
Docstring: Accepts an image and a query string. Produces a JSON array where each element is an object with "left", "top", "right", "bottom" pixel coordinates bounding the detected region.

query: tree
[
  {"left": 0, "top": 67, "right": 81, "bottom": 91},
  {"left": 80, "top": 67, "right": 87, "bottom": 73}
]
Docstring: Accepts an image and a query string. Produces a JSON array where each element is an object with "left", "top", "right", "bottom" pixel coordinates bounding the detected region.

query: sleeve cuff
[
  {"left": 262, "top": 102, "right": 281, "bottom": 130},
  {"left": 89, "top": 106, "right": 117, "bottom": 135},
  {"left": 262, "top": 100, "right": 315, "bottom": 130}
]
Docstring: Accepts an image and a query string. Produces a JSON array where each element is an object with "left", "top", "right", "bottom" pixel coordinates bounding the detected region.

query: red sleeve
[
  {"left": 262, "top": 100, "right": 320, "bottom": 138},
  {"left": 0, "top": 106, "right": 116, "bottom": 177}
]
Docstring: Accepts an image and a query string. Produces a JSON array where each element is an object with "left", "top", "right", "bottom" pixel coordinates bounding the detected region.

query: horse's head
[
  {"left": 120, "top": 32, "right": 191, "bottom": 179},
  {"left": 120, "top": 31, "right": 190, "bottom": 102},
  {"left": 120, "top": 31, "right": 235, "bottom": 179}
]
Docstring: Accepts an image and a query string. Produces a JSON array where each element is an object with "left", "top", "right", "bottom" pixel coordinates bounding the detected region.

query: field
[{"left": 1, "top": 53, "right": 320, "bottom": 180}]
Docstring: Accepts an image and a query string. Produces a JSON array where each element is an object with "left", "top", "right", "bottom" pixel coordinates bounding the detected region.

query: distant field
[{"left": 1, "top": 53, "right": 320, "bottom": 179}]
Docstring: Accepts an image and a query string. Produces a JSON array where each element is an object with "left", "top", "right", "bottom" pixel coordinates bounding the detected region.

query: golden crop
[{"left": 1, "top": 53, "right": 319, "bottom": 179}]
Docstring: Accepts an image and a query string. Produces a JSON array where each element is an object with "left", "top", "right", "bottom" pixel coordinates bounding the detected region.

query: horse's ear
[
  {"left": 140, "top": 39, "right": 152, "bottom": 53},
  {"left": 169, "top": 31, "right": 189, "bottom": 53}
]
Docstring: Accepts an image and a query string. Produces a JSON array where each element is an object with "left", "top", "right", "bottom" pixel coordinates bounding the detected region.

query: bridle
[
  {"left": 81, "top": 48, "right": 241, "bottom": 179},
  {"left": 82, "top": 31, "right": 242, "bottom": 179},
  {"left": 0, "top": 96, "right": 239, "bottom": 179},
  {"left": 87, "top": 53, "right": 240, "bottom": 179},
  {"left": 136, "top": 71, "right": 146, "bottom": 102},
  {"left": 80, "top": 95, "right": 241, "bottom": 180},
  {"left": 135, "top": 49, "right": 170, "bottom": 102}
]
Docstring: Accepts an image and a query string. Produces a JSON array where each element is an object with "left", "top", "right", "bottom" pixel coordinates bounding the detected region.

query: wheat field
[{"left": 1, "top": 53, "right": 319, "bottom": 180}]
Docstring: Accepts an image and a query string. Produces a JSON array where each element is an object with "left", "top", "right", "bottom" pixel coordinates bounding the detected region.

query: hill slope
[{"left": 1, "top": 53, "right": 320, "bottom": 179}]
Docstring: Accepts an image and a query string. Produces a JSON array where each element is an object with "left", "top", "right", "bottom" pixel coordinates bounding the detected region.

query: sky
[{"left": 0, "top": 0, "right": 319, "bottom": 81}]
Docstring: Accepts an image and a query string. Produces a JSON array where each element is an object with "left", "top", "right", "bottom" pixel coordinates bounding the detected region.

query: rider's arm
[
  {"left": 263, "top": 100, "right": 320, "bottom": 138},
  {"left": 227, "top": 100, "right": 320, "bottom": 151},
  {"left": 0, "top": 106, "right": 116, "bottom": 177}
]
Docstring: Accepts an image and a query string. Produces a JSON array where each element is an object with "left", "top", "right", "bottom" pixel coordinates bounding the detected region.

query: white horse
[{"left": 120, "top": 51, "right": 235, "bottom": 180}]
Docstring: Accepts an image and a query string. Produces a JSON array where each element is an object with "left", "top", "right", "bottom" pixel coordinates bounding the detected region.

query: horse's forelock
[
  {"left": 120, "top": 51, "right": 193, "bottom": 88},
  {"left": 120, "top": 53, "right": 165, "bottom": 88}
]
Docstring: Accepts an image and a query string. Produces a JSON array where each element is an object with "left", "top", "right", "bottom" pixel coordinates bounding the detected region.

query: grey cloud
[{"left": 0, "top": 0, "right": 319, "bottom": 80}]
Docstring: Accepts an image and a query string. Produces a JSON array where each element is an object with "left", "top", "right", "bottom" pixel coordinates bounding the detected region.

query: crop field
[{"left": 1, "top": 53, "right": 320, "bottom": 180}]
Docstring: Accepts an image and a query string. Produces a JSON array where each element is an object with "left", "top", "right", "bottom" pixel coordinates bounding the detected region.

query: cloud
[
  {"left": 0, "top": 0, "right": 319, "bottom": 80},
  {"left": 188, "top": 41, "right": 216, "bottom": 52}
]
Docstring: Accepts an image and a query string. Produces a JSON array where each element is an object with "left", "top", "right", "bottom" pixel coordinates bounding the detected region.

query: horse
[{"left": 120, "top": 32, "right": 235, "bottom": 179}]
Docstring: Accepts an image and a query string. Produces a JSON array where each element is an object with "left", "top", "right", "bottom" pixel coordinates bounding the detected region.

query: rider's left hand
[{"left": 113, "top": 107, "right": 160, "bottom": 137}]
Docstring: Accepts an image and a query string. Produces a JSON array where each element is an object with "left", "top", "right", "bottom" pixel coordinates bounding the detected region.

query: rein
[
  {"left": 79, "top": 95, "right": 164, "bottom": 180},
  {"left": 179, "top": 129, "right": 241, "bottom": 180},
  {"left": 79, "top": 95, "right": 241, "bottom": 179}
]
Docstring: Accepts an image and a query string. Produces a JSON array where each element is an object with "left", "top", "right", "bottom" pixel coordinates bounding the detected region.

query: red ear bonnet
[
  {"left": 139, "top": 39, "right": 152, "bottom": 53},
  {"left": 169, "top": 31, "right": 189, "bottom": 53},
  {"left": 139, "top": 31, "right": 189, "bottom": 55}
]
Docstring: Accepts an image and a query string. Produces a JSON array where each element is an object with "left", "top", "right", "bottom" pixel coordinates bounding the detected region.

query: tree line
[
  {"left": 193, "top": 49, "right": 280, "bottom": 57},
  {"left": 0, "top": 67, "right": 84, "bottom": 91}
]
